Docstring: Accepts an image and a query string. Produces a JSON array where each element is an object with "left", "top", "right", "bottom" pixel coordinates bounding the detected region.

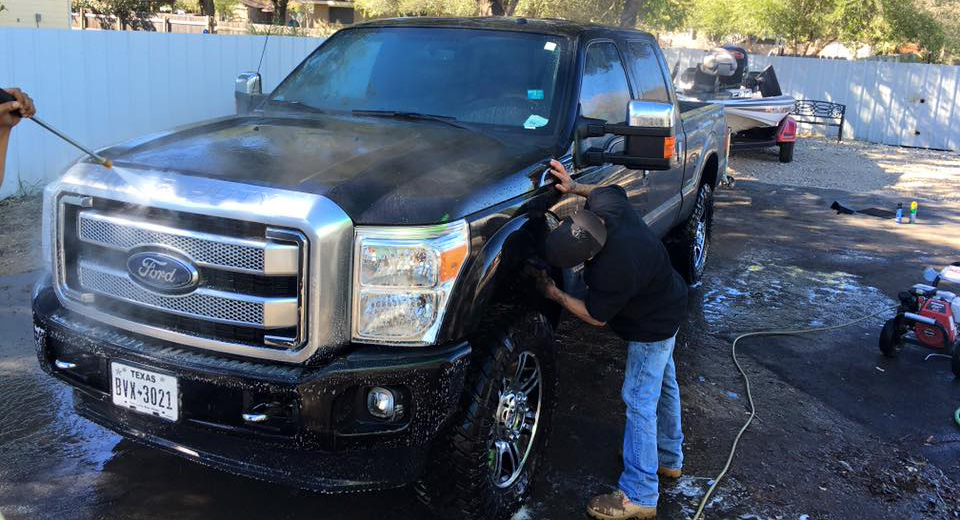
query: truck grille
[{"left": 56, "top": 196, "right": 307, "bottom": 352}]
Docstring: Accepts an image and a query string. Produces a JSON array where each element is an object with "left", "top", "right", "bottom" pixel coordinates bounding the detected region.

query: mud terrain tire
[
  {"left": 415, "top": 311, "right": 557, "bottom": 520},
  {"left": 667, "top": 183, "right": 714, "bottom": 285}
]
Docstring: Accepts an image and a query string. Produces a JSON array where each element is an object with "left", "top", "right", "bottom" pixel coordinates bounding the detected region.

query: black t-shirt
[{"left": 583, "top": 185, "right": 688, "bottom": 342}]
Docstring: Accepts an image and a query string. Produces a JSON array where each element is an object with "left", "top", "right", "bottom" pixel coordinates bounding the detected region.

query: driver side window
[{"left": 580, "top": 41, "right": 632, "bottom": 124}]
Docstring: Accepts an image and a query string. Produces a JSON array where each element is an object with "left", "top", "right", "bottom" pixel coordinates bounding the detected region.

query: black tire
[
  {"left": 879, "top": 318, "right": 902, "bottom": 358},
  {"left": 415, "top": 311, "right": 557, "bottom": 520},
  {"left": 667, "top": 183, "right": 714, "bottom": 285},
  {"left": 778, "top": 142, "right": 795, "bottom": 163}
]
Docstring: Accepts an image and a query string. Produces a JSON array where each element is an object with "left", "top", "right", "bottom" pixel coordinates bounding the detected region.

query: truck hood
[{"left": 102, "top": 114, "right": 553, "bottom": 225}]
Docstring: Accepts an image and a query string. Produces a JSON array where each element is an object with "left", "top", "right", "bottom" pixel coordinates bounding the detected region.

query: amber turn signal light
[{"left": 663, "top": 136, "right": 676, "bottom": 159}]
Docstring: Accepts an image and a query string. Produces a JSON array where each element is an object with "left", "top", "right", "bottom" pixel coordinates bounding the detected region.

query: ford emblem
[{"left": 126, "top": 251, "right": 200, "bottom": 294}]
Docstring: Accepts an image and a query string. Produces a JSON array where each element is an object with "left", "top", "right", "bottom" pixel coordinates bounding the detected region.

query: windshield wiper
[
  {"left": 351, "top": 109, "right": 476, "bottom": 131},
  {"left": 264, "top": 99, "right": 331, "bottom": 114}
]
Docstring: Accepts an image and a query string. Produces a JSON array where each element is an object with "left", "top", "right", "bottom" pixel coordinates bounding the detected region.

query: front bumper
[{"left": 32, "top": 276, "right": 470, "bottom": 492}]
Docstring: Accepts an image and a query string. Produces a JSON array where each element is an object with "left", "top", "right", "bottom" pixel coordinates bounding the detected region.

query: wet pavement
[{"left": 2, "top": 179, "right": 960, "bottom": 519}]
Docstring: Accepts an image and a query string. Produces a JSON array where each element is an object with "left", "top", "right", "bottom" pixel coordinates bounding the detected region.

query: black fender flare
[{"left": 439, "top": 210, "right": 565, "bottom": 343}]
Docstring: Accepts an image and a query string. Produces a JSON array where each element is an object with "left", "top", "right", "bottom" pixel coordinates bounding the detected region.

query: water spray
[{"left": 0, "top": 88, "right": 112, "bottom": 168}]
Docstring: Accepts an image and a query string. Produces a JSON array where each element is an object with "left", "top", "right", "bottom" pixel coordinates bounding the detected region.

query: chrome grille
[
  {"left": 57, "top": 196, "right": 307, "bottom": 353},
  {"left": 77, "top": 211, "right": 299, "bottom": 275},
  {"left": 77, "top": 261, "right": 299, "bottom": 328}
]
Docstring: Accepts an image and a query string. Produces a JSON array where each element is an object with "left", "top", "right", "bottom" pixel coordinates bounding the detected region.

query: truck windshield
[{"left": 269, "top": 27, "right": 568, "bottom": 134}]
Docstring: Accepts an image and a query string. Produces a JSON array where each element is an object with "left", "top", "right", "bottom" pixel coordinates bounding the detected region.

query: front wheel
[
  {"left": 667, "top": 183, "right": 714, "bottom": 285},
  {"left": 778, "top": 142, "right": 795, "bottom": 163},
  {"left": 415, "top": 311, "right": 557, "bottom": 520}
]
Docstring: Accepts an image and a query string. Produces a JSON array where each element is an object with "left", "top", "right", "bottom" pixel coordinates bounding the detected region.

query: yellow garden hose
[{"left": 692, "top": 306, "right": 898, "bottom": 520}]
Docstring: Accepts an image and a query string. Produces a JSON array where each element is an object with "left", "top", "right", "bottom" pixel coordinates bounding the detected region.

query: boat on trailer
[{"left": 675, "top": 46, "right": 798, "bottom": 162}]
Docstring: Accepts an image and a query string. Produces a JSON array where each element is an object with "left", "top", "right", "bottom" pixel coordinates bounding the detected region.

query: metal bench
[{"left": 791, "top": 99, "right": 846, "bottom": 142}]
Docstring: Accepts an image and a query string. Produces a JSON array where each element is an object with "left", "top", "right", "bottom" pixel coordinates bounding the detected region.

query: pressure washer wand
[{"left": 0, "top": 88, "right": 112, "bottom": 168}]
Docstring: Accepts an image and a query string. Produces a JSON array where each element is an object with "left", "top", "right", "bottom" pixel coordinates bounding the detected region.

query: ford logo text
[{"left": 126, "top": 251, "right": 200, "bottom": 294}]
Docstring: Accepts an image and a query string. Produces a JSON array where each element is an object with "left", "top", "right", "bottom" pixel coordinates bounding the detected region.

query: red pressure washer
[{"left": 880, "top": 262, "right": 960, "bottom": 375}]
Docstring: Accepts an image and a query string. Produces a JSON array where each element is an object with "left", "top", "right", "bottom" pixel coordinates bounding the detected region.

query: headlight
[{"left": 352, "top": 220, "right": 469, "bottom": 345}]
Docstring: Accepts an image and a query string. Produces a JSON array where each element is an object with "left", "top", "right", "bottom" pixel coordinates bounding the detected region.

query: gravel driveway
[{"left": 729, "top": 136, "right": 960, "bottom": 203}]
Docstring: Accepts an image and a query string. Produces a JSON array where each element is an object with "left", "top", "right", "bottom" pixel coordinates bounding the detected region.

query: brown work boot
[
  {"left": 586, "top": 489, "right": 656, "bottom": 520},
  {"left": 658, "top": 466, "right": 682, "bottom": 479}
]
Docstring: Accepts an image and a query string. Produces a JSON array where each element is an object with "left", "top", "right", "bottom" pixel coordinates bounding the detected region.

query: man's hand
[
  {"left": 548, "top": 159, "right": 596, "bottom": 197},
  {"left": 525, "top": 264, "right": 558, "bottom": 299},
  {"left": 548, "top": 159, "right": 574, "bottom": 193},
  {"left": 0, "top": 88, "right": 36, "bottom": 129}
]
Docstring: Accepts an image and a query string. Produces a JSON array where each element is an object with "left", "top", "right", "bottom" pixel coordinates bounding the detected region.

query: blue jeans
[{"left": 618, "top": 333, "right": 683, "bottom": 507}]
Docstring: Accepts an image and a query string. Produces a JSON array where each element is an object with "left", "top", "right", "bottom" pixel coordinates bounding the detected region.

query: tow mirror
[
  {"left": 576, "top": 100, "right": 676, "bottom": 171},
  {"left": 235, "top": 72, "right": 265, "bottom": 114}
]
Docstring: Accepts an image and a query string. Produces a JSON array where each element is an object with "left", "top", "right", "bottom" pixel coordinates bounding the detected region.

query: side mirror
[
  {"left": 576, "top": 100, "right": 676, "bottom": 171},
  {"left": 235, "top": 72, "right": 265, "bottom": 114}
]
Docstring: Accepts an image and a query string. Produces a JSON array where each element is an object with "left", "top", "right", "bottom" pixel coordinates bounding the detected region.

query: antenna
[{"left": 256, "top": 23, "right": 273, "bottom": 76}]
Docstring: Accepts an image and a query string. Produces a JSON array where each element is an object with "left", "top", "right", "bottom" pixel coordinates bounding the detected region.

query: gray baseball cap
[{"left": 543, "top": 210, "right": 607, "bottom": 268}]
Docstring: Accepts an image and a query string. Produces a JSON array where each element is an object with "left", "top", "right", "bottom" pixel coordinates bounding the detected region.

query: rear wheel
[
  {"left": 879, "top": 318, "right": 902, "bottom": 358},
  {"left": 667, "top": 183, "right": 714, "bottom": 285},
  {"left": 415, "top": 311, "right": 557, "bottom": 520},
  {"left": 778, "top": 142, "right": 795, "bottom": 163}
]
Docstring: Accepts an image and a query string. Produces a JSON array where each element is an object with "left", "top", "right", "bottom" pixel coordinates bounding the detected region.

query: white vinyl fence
[
  {"left": 664, "top": 48, "right": 960, "bottom": 151},
  {"left": 1, "top": 28, "right": 959, "bottom": 198},
  {"left": 0, "top": 28, "right": 319, "bottom": 198}
]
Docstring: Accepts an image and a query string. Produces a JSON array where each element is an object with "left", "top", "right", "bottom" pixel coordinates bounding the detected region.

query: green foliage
[
  {"left": 352, "top": 0, "right": 476, "bottom": 17},
  {"left": 213, "top": 0, "right": 240, "bottom": 19},
  {"left": 688, "top": 0, "right": 959, "bottom": 62},
  {"left": 0, "top": 3, "right": 6, "bottom": 13},
  {"left": 352, "top": 0, "right": 688, "bottom": 30}
]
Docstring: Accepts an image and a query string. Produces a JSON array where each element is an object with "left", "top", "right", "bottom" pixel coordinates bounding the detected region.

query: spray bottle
[
  {"left": 896, "top": 202, "right": 903, "bottom": 224},
  {"left": 910, "top": 201, "right": 918, "bottom": 224}
]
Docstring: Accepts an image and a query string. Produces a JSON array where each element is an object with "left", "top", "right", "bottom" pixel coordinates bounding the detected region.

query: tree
[
  {"left": 689, "top": 0, "right": 956, "bottom": 61},
  {"left": 268, "top": 0, "right": 284, "bottom": 23},
  {"left": 353, "top": 0, "right": 688, "bottom": 31}
]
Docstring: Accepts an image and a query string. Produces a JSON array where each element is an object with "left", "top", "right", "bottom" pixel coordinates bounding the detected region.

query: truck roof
[{"left": 352, "top": 16, "right": 656, "bottom": 40}]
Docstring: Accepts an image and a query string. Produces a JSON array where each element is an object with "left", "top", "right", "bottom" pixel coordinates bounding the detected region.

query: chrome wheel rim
[
  {"left": 489, "top": 351, "right": 542, "bottom": 488},
  {"left": 693, "top": 217, "right": 708, "bottom": 273}
]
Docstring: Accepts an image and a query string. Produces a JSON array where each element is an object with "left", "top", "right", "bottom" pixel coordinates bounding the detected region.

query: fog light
[{"left": 367, "top": 387, "right": 396, "bottom": 419}]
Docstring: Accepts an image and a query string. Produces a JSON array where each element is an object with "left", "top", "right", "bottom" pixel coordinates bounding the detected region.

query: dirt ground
[
  {"left": 730, "top": 135, "right": 960, "bottom": 203},
  {"left": 0, "top": 195, "right": 41, "bottom": 277},
  {"left": 1, "top": 139, "right": 960, "bottom": 520}
]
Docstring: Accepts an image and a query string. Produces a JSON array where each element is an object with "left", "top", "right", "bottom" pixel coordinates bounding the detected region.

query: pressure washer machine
[{"left": 880, "top": 263, "right": 960, "bottom": 375}]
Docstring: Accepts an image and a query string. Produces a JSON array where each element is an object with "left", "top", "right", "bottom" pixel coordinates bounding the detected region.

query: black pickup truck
[{"left": 33, "top": 17, "right": 727, "bottom": 520}]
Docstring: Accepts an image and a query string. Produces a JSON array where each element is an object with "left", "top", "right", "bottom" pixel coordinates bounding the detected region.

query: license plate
[{"left": 111, "top": 362, "right": 179, "bottom": 422}]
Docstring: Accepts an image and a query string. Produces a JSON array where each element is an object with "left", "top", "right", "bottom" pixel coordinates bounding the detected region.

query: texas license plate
[{"left": 111, "top": 362, "right": 179, "bottom": 421}]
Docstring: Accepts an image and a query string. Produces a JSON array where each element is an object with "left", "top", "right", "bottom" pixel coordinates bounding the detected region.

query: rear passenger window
[
  {"left": 625, "top": 41, "right": 670, "bottom": 102},
  {"left": 580, "top": 42, "right": 632, "bottom": 124}
]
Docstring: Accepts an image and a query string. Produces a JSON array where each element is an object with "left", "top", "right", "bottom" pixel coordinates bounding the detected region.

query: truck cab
[{"left": 33, "top": 17, "right": 727, "bottom": 520}]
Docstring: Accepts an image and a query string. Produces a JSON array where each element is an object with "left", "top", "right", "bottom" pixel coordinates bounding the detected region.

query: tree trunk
[
  {"left": 272, "top": 0, "right": 288, "bottom": 24},
  {"left": 620, "top": 0, "right": 641, "bottom": 28},
  {"left": 199, "top": 0, "right": 214, "bottom": 16},
  {"left": 477, "top": 0, "right": 505, "bottom": 16}
]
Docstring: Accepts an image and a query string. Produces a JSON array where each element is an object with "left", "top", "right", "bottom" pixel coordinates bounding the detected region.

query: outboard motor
[
  {"left": 686, "top": 47, "right": 737, "bottom": 93},
  {"left": 719, "top": 45, "right": 748, "bottom": 89}
]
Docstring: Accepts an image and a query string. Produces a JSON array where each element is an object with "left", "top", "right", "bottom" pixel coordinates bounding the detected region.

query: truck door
[
  {"left": 623, "top": 39, "right": 685, "bottom": 237},
  {"left": 558, "top": 39, "right": 646, "bottom": 220}
]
